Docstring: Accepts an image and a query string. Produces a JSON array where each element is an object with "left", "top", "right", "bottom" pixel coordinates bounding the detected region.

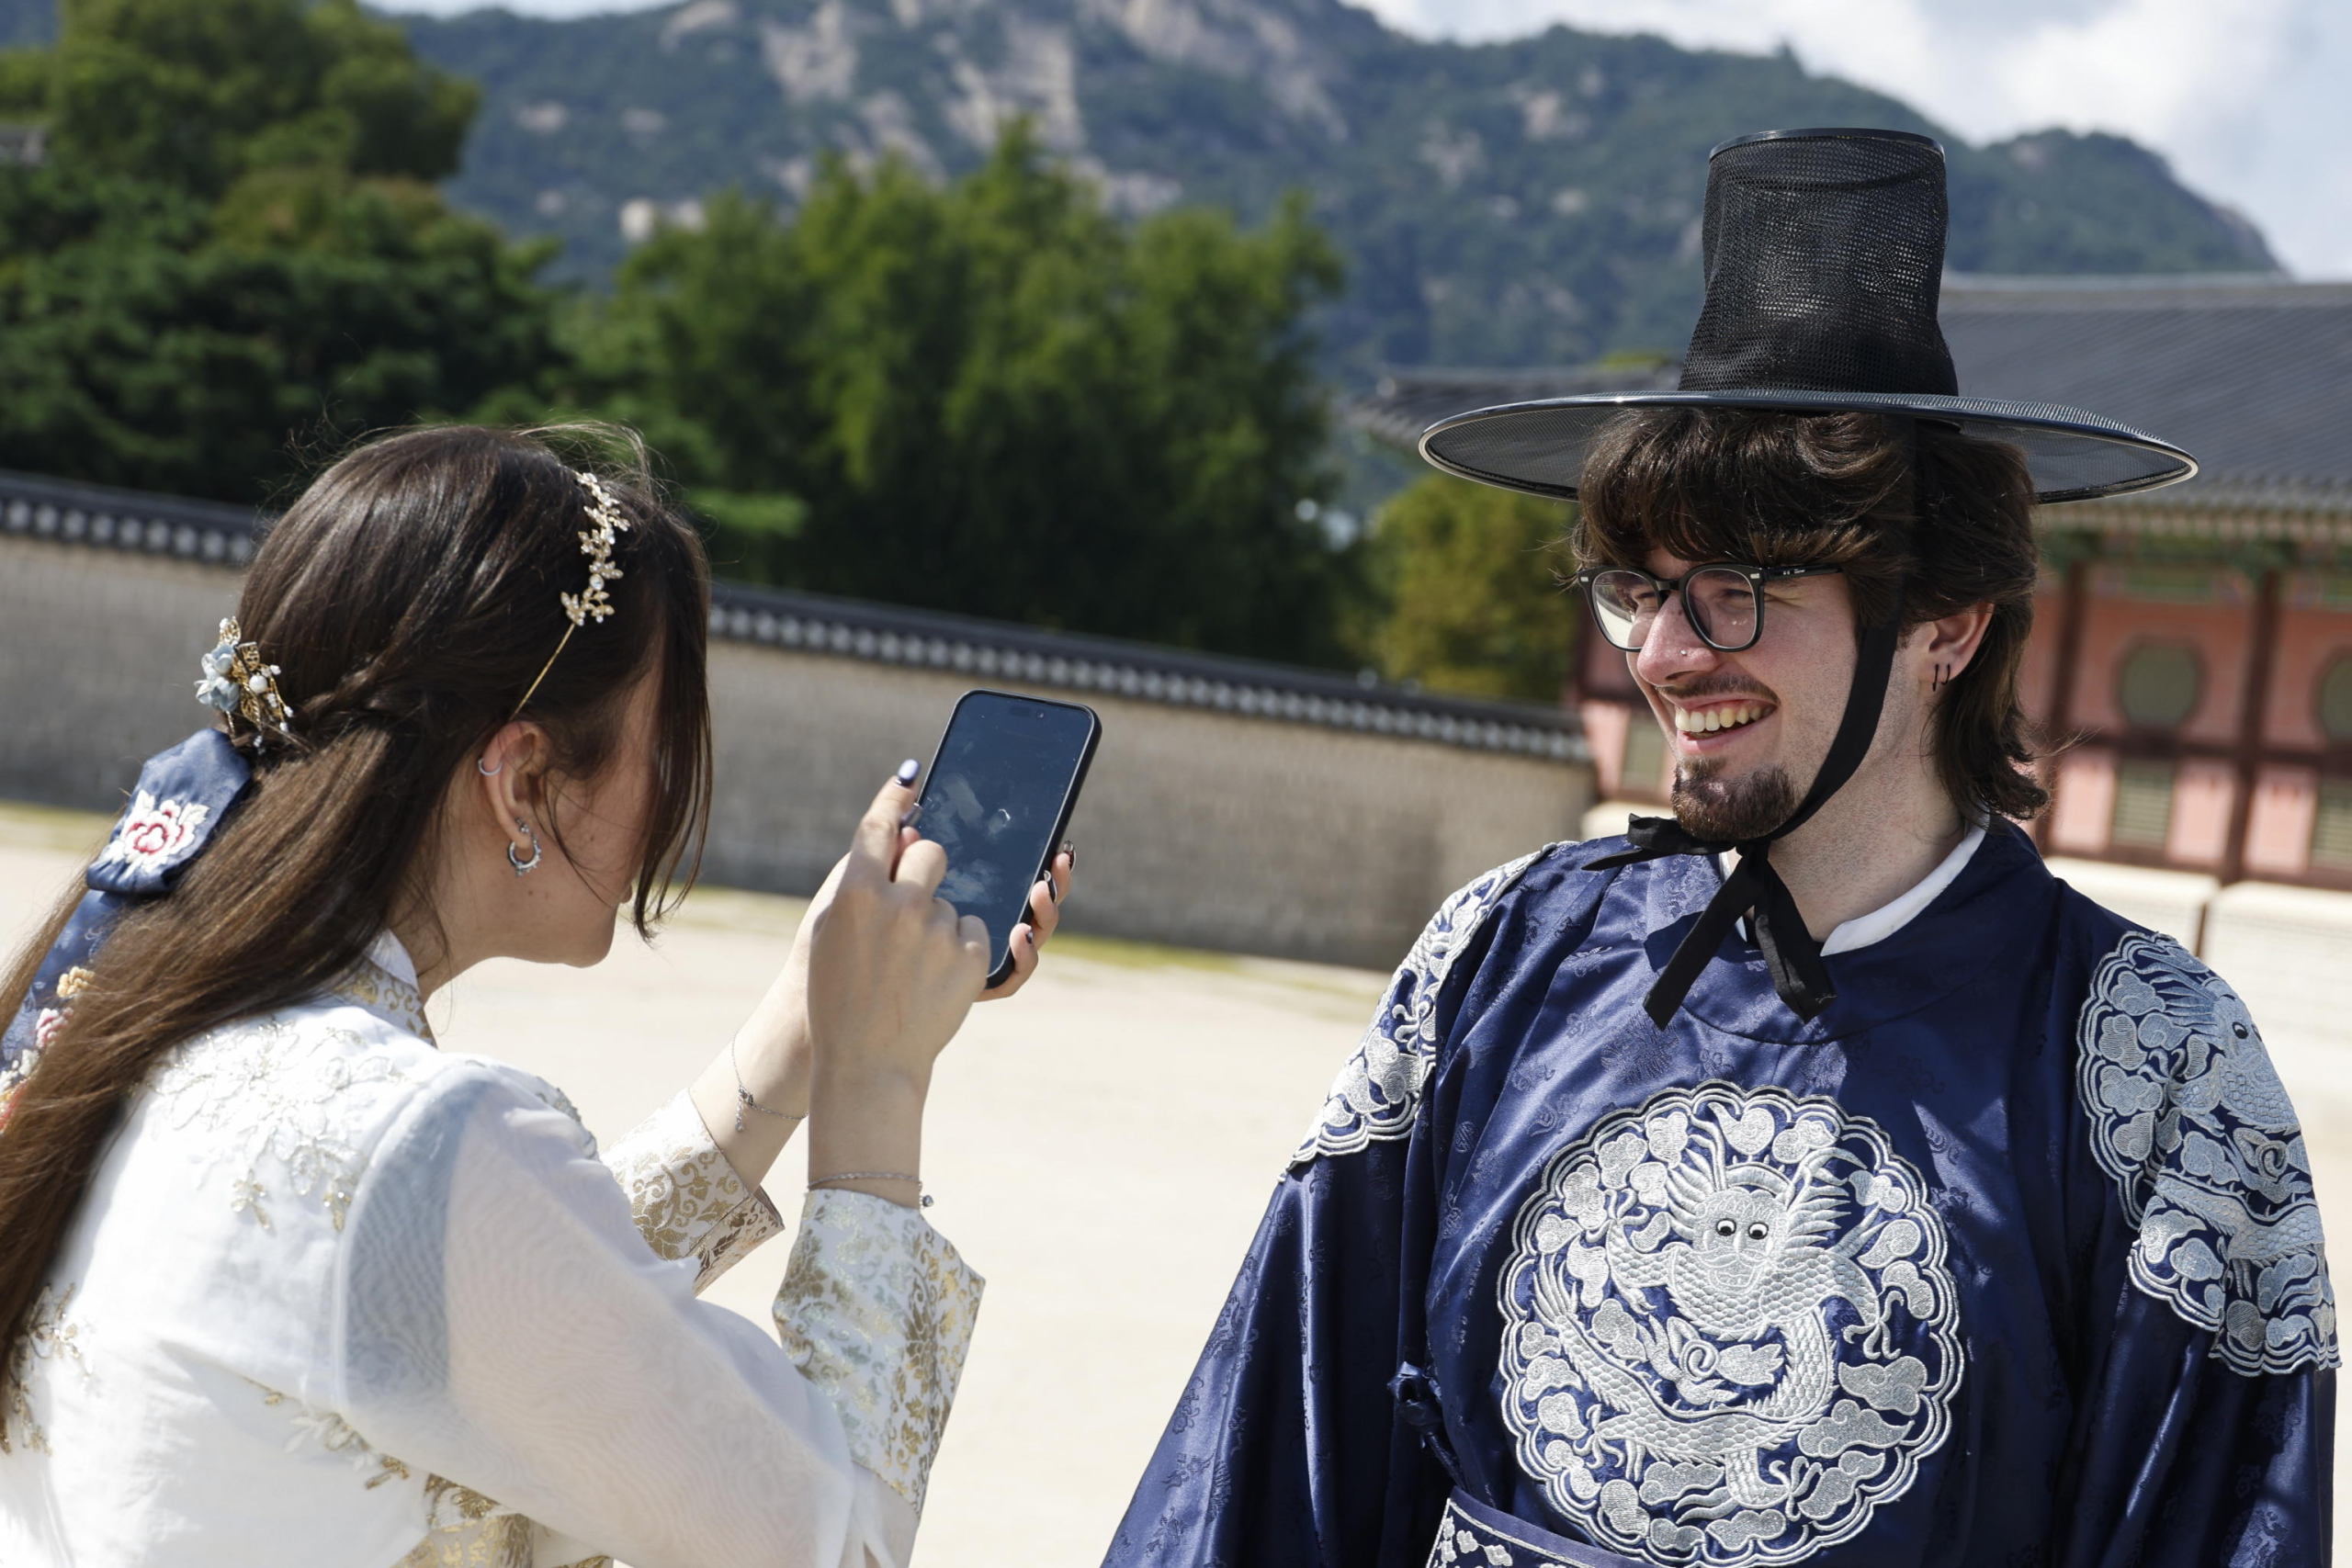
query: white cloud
[{"left": 1355, "top": 0, "right": 2352, "bottom": 276}]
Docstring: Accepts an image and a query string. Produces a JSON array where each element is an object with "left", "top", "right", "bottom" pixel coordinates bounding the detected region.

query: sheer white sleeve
[
  {"left": 332, "top": 1065, "right": 977, "bottom": 1568},
  {"left": 604, "top": 1089, "right": 786, "bottom": 1291}
]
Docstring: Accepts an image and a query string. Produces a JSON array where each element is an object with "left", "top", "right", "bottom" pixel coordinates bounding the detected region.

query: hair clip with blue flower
[{"left": 195, "top": 618, "right": 294, "bottom": 746}]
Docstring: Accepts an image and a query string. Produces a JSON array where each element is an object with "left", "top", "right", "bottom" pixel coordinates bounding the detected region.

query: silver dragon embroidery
[
  {"left": 1499, "top": 1084, "right": 1962, "bottom": 1566},
  {"left": 2076, "top": 931, "right": 2337, "bottom": 1375},
  {"left": 1294, "top": 847, "right": 1553, "bottom": 1165}
]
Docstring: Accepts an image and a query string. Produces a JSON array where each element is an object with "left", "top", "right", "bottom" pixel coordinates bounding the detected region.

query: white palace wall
[{"left": 0, "top": 533, "right": 1592, "bottom": 969}]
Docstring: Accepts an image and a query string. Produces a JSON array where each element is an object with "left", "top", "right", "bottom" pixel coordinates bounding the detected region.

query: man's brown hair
[{"left": 1575, "top": 407, "right": 2048, "bottom": 824}]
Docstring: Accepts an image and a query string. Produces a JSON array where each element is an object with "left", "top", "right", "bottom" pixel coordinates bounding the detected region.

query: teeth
[{"left": 1675, "top": 703, "right": 1765, "bottom": 735}]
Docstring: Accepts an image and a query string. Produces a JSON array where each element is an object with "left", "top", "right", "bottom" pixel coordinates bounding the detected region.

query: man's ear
[{"left": 1920, "top": 603, "right": 1995, "bottom": 682}]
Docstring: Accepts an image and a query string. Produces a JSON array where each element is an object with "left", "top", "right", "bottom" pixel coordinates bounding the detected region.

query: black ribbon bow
[{"left": 1589, "top": 601, "right": 1905, "bottom": 1027}]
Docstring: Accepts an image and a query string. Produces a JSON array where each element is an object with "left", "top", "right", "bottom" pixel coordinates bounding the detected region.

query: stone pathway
[{"left": 2, "top": 803, "right": 2345, "bottom": 1561}]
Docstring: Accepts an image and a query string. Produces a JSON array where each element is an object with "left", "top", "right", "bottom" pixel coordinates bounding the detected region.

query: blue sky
[{"left": 378, "top": 0, "right": 2352, "bottom": 278}]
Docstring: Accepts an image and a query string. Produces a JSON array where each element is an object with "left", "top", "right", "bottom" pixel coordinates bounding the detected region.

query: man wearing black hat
[{"left": 1102, "top": 130, "right": 2331, "bottom": 1567}]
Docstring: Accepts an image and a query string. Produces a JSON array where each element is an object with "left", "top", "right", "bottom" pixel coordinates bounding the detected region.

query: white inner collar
[
  {"left": 1715, "top": 823, "right": 1985, "bottom": 957},
  {"left": 366, "top": 929, "right": 422, "bottom": 988}
]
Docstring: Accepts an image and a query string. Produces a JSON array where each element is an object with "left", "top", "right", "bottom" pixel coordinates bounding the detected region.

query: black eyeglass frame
[{"left": 1575, "top": 563, "right": 1844, "bottom": 654}]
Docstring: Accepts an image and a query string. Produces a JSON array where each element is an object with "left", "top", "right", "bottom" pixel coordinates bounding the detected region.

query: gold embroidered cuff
[
  {"left": 604, "top": 1091, "right": 784, "bottom": 1291},
  {"left": 774, "top": 1190, "right": 983, "bottom": 1513}
]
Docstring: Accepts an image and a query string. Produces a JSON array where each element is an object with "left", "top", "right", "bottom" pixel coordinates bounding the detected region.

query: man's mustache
[{"left": 1650, "top": 674, "right": 1779, "bottom": 704}]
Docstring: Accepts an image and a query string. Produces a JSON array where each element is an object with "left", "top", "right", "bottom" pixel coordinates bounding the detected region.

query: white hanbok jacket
[{"left": 0, "top": 934, "right": 981, "bottom": 1568}]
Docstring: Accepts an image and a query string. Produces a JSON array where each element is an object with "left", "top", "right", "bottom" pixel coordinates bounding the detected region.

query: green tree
[
  {"left": 1367, "top": 474, "right": 1577, "bottom": 702},
  {"left": 0, "top": 0, "right": 557, "bottom": 503},
  {"left": 48, "top": 0, "right": 476, "bottom": 197},
  {"left": 579, "top": 126, "right": 1354, "bottom": 665}
]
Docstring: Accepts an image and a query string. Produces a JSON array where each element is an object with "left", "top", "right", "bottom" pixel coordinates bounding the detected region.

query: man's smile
[
  {"left": 1657, "top": 693, "right": 1778, "bottom": 754},
  {"left": 1669, "top": 699, "right": 1771, "bottom": 736}
]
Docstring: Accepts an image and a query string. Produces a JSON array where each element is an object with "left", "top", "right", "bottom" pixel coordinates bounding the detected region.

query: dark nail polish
[
  {"left": 1042, "top": 874, "right": 1059, "bottom": 904},
  {"left": 898, "top": 804, "right": 924, "bottom": 829},
  {"left": 894, "top": 758, "right": 921, "bottom": 786},
  {"left": 1060, "top": 839, "right": 1076, "bottom": 868}
]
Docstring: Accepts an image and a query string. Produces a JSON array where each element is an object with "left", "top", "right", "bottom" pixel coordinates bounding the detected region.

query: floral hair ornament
[
  {"left": 511, "top": 469, "right": 632, "bottom": 717},
  {"left": 195, "top": 617, "right": 293, "bottom": 747}
]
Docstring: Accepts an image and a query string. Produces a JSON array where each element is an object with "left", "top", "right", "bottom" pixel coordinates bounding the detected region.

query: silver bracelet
[
  {"left": 810, "top": 1171, "right": 932, "bottom": 1208},
  {"left": 729, "top": 1034, "right": 804, "bottom": 1134}
]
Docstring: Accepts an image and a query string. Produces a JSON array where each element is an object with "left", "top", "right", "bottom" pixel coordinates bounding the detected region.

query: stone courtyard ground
[{"left": 2, "top": 801, "right": 2346, "bottom": 1562}]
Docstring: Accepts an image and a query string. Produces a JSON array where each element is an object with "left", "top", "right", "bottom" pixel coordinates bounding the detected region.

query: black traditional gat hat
[{"left": 1419, "top": 127, "right": 2197, "bottom": 502}]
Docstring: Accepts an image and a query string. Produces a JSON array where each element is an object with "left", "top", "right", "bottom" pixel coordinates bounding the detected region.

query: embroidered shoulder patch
[
  {"left": 2077, "top": 931, "right": 2338, "bottom": 1375},
  {"left": 149, "top": 1018, "right": 408, "bottom": 1233},
  {"left": 1498, "top": 1083, "right": 1962, "bottom": 1566},
  {"left": 1293, "top": 848, "right": 1551, "bottom": 1166}
]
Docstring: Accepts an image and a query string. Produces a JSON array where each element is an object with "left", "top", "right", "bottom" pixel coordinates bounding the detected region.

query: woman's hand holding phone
[
  {"left": 800, "top": 767, "right": 990, "bottom": 1208},
  {"left": 808, "top": 770, "right": 992, "bottom": 1084},
  {"left": 697, "top": 763, "right": 1076, "bottom": 1203}
]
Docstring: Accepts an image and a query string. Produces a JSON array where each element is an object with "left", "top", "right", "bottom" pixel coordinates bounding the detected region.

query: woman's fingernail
[
  {"left": 899, "top": 804, "right": 924, "bottom": 829},
  {"left": 1041, "top": 875, "right": 1058, "bottom": 905},
  {"left": 1060, "top": 839, "right": 1076, "bottom": 868},
  {"left": 894, "top": 758, "right": 921, "bottom": 786}
]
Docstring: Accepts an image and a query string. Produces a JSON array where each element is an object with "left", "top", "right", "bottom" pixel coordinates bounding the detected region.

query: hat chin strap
[{"left": 1589, "top": 587, "right": 1907, "bottom": 1025}]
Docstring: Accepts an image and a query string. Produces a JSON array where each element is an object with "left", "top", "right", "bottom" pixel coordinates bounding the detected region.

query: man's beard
[{"left": 1673, "top": 758, "right": 1801, "bottom": 843}]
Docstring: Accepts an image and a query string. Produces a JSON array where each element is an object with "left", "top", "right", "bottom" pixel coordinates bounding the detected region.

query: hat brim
[{"left": 1418, "top": 389, "right": 2197, "bottom": 505}]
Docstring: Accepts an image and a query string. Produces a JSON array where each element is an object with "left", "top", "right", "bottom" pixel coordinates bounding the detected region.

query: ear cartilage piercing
[
  {"left": 477, "top": 756, "right": 503, "bottom": 776},
  {"left": 508, "top": 818, "right": 542, "bottom": 876}
]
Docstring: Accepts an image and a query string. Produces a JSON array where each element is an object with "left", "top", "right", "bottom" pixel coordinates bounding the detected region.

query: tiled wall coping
[{"left": 0, "top": 466, "right": 1586, "bottom": 764}]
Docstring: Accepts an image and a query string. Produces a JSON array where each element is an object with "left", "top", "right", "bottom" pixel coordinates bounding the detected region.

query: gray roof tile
[{"left": 1351, "top": 276, "right": 2352, "bottom": 513}]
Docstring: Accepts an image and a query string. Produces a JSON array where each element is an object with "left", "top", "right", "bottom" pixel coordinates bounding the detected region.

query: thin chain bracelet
[
  {"left": 810, "top": 1171, "right": 932, "bottom": 1208},
  {"left": 729, "top": 1034, "right": 804, "bottom": 1134}
]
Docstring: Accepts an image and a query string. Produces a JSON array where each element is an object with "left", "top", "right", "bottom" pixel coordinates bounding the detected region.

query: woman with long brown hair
[{"left": 0, "top": 424, "right": 1070, "bottom": 1566}]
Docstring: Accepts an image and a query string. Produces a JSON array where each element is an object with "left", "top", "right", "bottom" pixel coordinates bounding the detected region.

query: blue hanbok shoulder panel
[{"left": 1293, "top": 840, "right": 1629, "bottom": 1168}]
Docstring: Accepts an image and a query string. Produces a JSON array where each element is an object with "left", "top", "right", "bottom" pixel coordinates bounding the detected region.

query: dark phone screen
[{"left": 917, "top": 692, "right": 1096, "bottom": 974}]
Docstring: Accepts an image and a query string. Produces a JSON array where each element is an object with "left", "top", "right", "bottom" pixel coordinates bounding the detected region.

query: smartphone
[{"left": 915, "top": 688, "right": 1102, "bottom": 986}]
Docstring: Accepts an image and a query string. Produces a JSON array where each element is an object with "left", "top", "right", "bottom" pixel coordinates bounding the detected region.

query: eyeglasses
[{"left": 1576, "top": 563, "right": 1843, "bottom": 654}]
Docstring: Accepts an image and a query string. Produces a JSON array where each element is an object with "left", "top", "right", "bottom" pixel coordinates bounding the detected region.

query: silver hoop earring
[
  {"left": 477, "top": 756, "right": 503, "bottom": 776},
  {"left": 508, "top": 819, "right": 542, "bottom": 876}
]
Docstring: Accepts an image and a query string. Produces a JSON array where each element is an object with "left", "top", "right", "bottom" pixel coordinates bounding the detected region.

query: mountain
[
  {"left": 392, "top": 0, "right": 2276, "bottom": 379},
  {"left": 0, "top": 0, "right": 2279, "bottom": 378}
]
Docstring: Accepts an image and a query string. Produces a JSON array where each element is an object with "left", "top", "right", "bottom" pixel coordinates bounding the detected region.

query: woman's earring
[
  {"left": 1931, "top": 663, "right": 1951, "bottom": 691},
  {"left": 477, "top": 756, "right": 503, "bottom": 776},
  {"left": 508, "top": 819, "right": 542, "bottom": 876}
]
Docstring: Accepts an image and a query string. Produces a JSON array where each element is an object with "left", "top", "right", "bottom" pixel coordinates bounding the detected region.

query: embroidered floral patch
[
  {"left": 1498, "top": 1083, "right": 1962, "bottom": 1566},
  {"left": 2, "top": 1281, "right": 89, "bottom": 1455},
  {"left": 2077, "top": 931, "right": 2337, "bottom": 1375},
  {"left": 150, "top": 1020, "right": 405, "bottom": 1232},
  {"left": 93, "top": 789, "right": 212, "bottom": 879},
  {"left": 1294, "top": 848, "right": 1551, "bottom": 1165}
]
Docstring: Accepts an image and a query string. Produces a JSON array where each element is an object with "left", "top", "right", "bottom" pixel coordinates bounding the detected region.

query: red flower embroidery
[{"left": 99, "top": 790, "right": 211, "bottom": 876}]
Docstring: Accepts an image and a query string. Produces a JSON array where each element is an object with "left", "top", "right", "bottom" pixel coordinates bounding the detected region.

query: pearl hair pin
[{"left": 194, "top": 618, "right": 294, "bottom": 747}]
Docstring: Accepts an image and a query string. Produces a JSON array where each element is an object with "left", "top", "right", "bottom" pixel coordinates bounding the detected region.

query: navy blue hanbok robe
[{"left": 1104, "top": 827, "right": 2335, "bottom": 1567}]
